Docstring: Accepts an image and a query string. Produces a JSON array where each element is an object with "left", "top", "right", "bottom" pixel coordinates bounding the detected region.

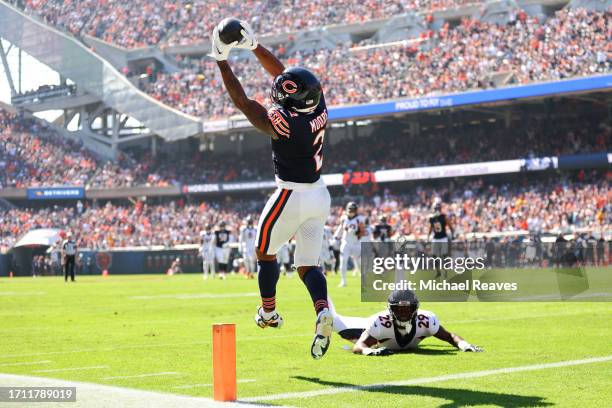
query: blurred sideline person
[
  {"left": 240, "top": 216, "right": 258, "bottom": 278},
  {"left": 211, "top": 19, "right": 333, "bottom": 359},
  {"left": 329, "top": 290, "right": 482, "bottom": 356},
  {"left": 428, "top": 202, "right": 454, "bottom": 279},
  {"left": 200, "top": 224, "right": 216, "bottom": 279},
  {"left": 61, "top": 232, "right": 77, "bottom": 282},
  {"left": 335, "top": 202, "right": 366, "bottom": 287},
  {"left": 320, "top": 225, "right": 334, "bottom": 274},
  {"left": 278, "top": 242, "right": 292, "bottom": 276},
  {"left": 167, "top": 257, "right": 183, "bottom": 275},
  {"left": 214, "top": 221, "right": 233, "bottom": 279}
]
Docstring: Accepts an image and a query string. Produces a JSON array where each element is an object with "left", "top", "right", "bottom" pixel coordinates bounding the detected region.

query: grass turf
[{"left": 0, "top": 272, "right": 610, "bottom": 407}]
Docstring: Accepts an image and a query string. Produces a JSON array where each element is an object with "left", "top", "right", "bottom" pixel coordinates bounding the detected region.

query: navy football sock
[
  {"left": 301, "top": 267, "right": 329, "bottom": 315},
  {"left": 258, "top": 259, "right": 280, "bottom": 312}
]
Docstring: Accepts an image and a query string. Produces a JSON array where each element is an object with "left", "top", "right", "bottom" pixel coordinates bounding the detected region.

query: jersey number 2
[{"left": 313, "top": 129, "right": 325, "bottom": 171}]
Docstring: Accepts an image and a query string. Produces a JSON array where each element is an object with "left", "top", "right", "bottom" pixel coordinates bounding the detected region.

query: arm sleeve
[
  {"left": 267, "top": 107, "right": 291, "bottom": 139},
  {"left": 366, "top": 316, "right": 384, "bottom": 340}
]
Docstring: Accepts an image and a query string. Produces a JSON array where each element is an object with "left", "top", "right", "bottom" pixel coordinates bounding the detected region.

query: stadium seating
[
  {"left": 15, "top": 0, "right": 484, "bottom": 48},
  {"left": 1, "top": 107, "right": 608, "bottom": 188},
  {"left": 142, "top": 9, "right": 610, "bottom": 119},
  {"left": 1, "top": 171, "right": 608, "bottom": 251}
]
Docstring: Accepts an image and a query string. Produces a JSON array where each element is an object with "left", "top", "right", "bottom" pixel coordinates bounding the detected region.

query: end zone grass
[{"left": 1, "top": 273, "right": 611, "bottom": 407}]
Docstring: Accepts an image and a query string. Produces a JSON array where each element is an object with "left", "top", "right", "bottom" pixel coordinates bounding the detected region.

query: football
[{"left": 218, "top": 17, "right": 244, "bottom": 45}]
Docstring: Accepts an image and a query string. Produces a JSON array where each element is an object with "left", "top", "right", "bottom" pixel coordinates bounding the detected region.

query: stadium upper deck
[
  {"left": 12, "top": 0, "right": 485, "bottom": 49},
  {"left": 140, "top": 8, "right": 610, "bottom": 119}
]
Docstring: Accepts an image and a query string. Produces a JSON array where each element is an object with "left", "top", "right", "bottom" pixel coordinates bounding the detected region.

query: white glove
[
  {"left": 209, "top": 26, "right": 238, "bottom": 61},
  {"left": 458, "top": 340, "right": 484, "bottom": 352},
  {"left": 233, "top": 21, "right": 258, "bottom": 50}
]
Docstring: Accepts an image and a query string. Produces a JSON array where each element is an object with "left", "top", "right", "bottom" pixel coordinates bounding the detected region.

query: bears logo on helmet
[{"left": 271, "top": 67, "right": 322, "bottom": 112}]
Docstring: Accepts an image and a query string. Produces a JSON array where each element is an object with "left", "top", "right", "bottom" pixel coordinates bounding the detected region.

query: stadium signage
[
  {"left": 184, "top": 184, "right": 221, "bottom": 193},
  {"left": 329, "top": 74, "right": 612, "bottom": 120},
  {"left": 183, "top": 152, "right": 603, "bottom": 195},
  {"left": 374, "top": 160, "right": 522, "bottom": 183},
  {"left": 202, "top": 75, "right": 612, "bottom": 133},
  {"left": 26, "top": 187, "right": 85, "bottom": 200}
]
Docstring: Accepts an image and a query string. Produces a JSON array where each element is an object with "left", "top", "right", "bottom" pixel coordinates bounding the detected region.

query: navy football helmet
[
  {"left": 388, "top": 289, "right": 419, "bottom": 327},
  {"left": 270, "top": 67, "right": 322, "bottom": 112}
]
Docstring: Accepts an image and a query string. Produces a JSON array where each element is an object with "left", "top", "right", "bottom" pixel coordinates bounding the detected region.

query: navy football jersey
[
  {"left": 374, "top": 223, "right": 393, "bottom": 241},
  {"left": 267, "top": 94, "right": 327, "bottom": 183},
  {"left": 429, "top": 213, "right": 448, "bottom": 240},
  {"left": 215, "top": 229, "right": 230, "bottom": 248}
]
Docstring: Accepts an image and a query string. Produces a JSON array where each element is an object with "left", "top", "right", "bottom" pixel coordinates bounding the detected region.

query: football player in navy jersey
[{"left": 210, "top": 20, "right": 333, "bottom": 359}]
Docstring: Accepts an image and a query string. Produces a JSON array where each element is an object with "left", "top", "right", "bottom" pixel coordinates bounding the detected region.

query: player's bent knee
[{"left": 297, "top": 265, "right": 317, "bottom": 280}]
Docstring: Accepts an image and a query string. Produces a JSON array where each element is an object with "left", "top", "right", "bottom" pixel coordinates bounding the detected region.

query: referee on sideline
[{"left": 62, "top": 232, "right": 78, "bottom": 282}]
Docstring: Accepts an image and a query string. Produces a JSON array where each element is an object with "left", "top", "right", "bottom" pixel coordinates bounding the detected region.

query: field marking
[
  {"left": 101, "top": 372, "right": 181, "bottom": 380},
  {"left": 130, "top": 292, "right": 258, "bottom": 300},
  {"left": 0, "top": 373, "right": 272, "bottom": 407},
  {"left": 242, "top": 355, "right": 612, "bottom": 402},
  {"left": 0, "top": 333, "right": 311, "bottom": 359},
  {"left": 0, "top": 360, "right": 51, "bottom": 367},
  {"left": 1, "top": 309, "right": 609, "bottom": 360},
  {"left": 173, "top": 379, "right": 256, "bottom": 389},
  {"left": 33, "top": 365, "right": 109, "bottom": 373},
  {"left": 0, "top": 291, "right": 46, "bottom": 296}
]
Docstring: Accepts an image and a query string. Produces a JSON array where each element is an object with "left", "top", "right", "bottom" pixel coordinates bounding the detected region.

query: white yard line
[
  {"left": 0, "top": 360, "right": 51, "bottom": 367},
  {"left": 242, "top": 355, "right": 612, "bottom": 402},
  {"left": 33, "top": 365, "right": 109, "bottom": 373},
  {"left": 1, "top": 310, "right": 607, "bottom": 360},
  {"left": 0, "top": 333, "right": 311, "bottom": 359},
  {"left": 101, "top": 372, "right": 181, "bottom": 380},
  {"left": 0, "top": 291, "right": 46, "bottom": 296},
  {"left": 130, "top": 292, "right": 258, "bottom": 300},
  {"left": 173, "top": 379, "right": 256, "bottom": 389},
  {"left": 0, "top": 373, "right": 267, "bottom": 408}
]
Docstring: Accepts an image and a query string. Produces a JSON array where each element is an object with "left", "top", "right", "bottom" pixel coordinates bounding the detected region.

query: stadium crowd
[
  {"left": 1, "top": 107, "right": 609, "bottom": 188},
  {"left": 1, "top": 171, "right": 609, "bottom": 251},
  {"left": 144, "top": 8, "right": 610, "bottom": 118},
  {"left": 0, "top": 110, "right": 97, "bottom": 188},
  {"left": 12, "top": 0, "right": 483, "bottom": 48}
]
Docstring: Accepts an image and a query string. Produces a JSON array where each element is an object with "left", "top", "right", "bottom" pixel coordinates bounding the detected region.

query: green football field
[{"left": 0, "top": 272, "right": 611, "bottom": 407}]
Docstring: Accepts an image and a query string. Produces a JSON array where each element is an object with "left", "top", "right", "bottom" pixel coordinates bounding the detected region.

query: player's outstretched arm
[
  {"left": 253, "top": 45, "right": 285, "bottom": 77},
  {"left": 353, "top": 330, "right": 392, "bottom": 356},
  {"left": 434, "top": 325, "right": 483, "bottom": 352},
  {"left": 216, "top": 61, "right": 275, "bottom": 137}
]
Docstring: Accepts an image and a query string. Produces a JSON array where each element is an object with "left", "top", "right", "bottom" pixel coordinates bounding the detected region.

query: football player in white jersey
[
  {"left": 320, "top": 225, "right": 334, "bottom": 274},
  {"left": 330, "top": 290, "right": 483, "bottom": 355},
  {"left": 239, "top": 216, "right": 258, "bottom": 278},
  {"left": 277, "top": 241, "right": 293, "bottom": 276},
  {"left": 334, "top": 202, "right": 366, "bottom": 287},
  {"left": 200, "top": 224, "right": 216, "bottom": 279}
]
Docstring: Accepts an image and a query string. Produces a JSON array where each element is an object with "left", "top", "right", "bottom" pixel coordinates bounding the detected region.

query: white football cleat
[
  {"left": 254, "top": 306, "right": 283, "bottom": 329},
  {"left": 338, "top": 280, "right": 346, "bottom": 288},
  {"left": 310, "top": 308, "right": 333, "bottom": 360}
]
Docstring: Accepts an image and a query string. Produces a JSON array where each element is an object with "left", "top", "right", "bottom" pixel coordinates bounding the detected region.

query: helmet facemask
[{"left": 388, "top": 301, "right": 418, "bottom": 330}]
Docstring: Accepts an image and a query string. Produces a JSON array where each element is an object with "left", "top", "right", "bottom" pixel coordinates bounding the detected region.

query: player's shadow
[
  {"left": 402, "top": 346, "right": 458, "bottom": 356},
  {"left": 292, "top": 376, "right": 552, "bottom": 407}
]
